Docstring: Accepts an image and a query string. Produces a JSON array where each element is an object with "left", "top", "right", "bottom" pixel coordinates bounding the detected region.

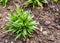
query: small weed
[
  {"left": 5, "top": 5, "right": 37, "bottom": 40},
  {"left": 0, "top": 0, "right": 8, "bottom": 8},
  {"left": 23, "top": 0, "right": 48, "bottom": 8}
]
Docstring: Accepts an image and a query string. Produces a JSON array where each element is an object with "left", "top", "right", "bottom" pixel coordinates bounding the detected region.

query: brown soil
[{"left": 0, "top": 0, "right": 60, "bottom": 43}]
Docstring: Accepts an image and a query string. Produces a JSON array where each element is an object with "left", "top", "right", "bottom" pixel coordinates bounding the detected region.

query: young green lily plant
[
  {"left": 5, "top": 5, "right": 37, "bottom": 40},
  {"left": 0, "top": 0, "right": 8, "bottom": 8},
  {"left": 23, "top": 0, "right": 48, "bottom": 8}
]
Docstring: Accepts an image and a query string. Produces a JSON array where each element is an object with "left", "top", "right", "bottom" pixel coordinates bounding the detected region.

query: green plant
[
  {"left": 5, "top": 5, "right": 37, "bottom": 40},
  {"left": 23, "top": 0, "right": 48, "bottom": 8},
  {"left": 0, "top": 0, "right": 8, "bottom": 8},
  {"left": 54, "top": 0, "right": 58, "bottom": 3}
]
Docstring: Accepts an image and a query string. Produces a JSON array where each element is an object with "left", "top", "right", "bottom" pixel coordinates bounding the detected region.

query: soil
[{"left": 0, "top": 0, "right": 60, "bottom": 43}]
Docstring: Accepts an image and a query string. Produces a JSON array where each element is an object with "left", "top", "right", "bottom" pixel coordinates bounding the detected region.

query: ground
[{"left": 0, "top": 0, "right": 60, "bottom": 43}]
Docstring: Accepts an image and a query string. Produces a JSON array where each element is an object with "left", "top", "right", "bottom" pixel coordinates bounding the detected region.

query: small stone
[
  {"left": 5, "top": 40, "right": 8, "bottom": 43},
  {"left": 51, "top": 23, "right": 56, "bottom": 26},
  {"left": 26, "top": 39, "right": 30, "bottom": 43},
  {"left": 56, "top": 8, "right": 59, "bottom": 11},
  {"left": 48, "top": 26, "right": 55, "bottom": 29},
  {"left": 56, "top": 25, "right": 60, "bottom": 30},
  {"left": 18, "top": 41, "right": 22, "bottom": 43},
  {"left": 30, "top": 41, "right": 36, "bottom": 43},
  {"left": 48, "top": 35, "right": 55, "bottom": 41},
  {"left": 55, "top": 13, "right": 59, "bottom": 16},
  {"left": 55, "top": 19, "right": 59, "bottom": 23},
  {"left": 52, "top": 6, "right": 55, "bottom": 8},
  {"left": 50, "top": 6, "right": 55, "bottom": 8},
  {"left": 11, "top": 41, "right": 14, "bottom": 43},
  {"left": 42, "top": 31, "right": 48, "bottom": 35},
  {"left": 44, "top": 21, "right": 51, "bottom": 25}
]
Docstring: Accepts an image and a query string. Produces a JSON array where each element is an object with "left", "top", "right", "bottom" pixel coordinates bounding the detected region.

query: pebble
[
  {"left": 56, "top": 8, "right": 59, "bottom": 11},
  {"left": 30, "top": 41, "right": 36, "bottom": 43},
  {"left": 11, "top": 41, "right": 14, "bottom": 43},
  {"left": 18, "top": 41, "right": 22, "bottom": 43},
  {"left": 26, "top": 39, "right": 30, "bottom": 43},
  {"left": 50, "top": 6, "right": 55, "bottom": 8},
  {"left": 42, "top": 31, "right": 48, "bottom": 35},
  {"left": 55, "top": 13, "right": 59, "bottom": 16},
  {"left": 56, "top": 25, "right": 60, "bottom": 30},
  {"left": 44, "top": 21, "right": 51, "bottom": 25},
  {"left": 48, "top": 26, "right": 55, "bottom": 30},
  {"left": 51, "top": 23, "right": 56, "bottom": 26},
  {"left": 55, "top": 19, "right": 59, "bottom": 23},
  {"left": 5, "top": 39, "right": 8, "bottom": 43},
  {"left": 48, "top": 35, "right": 55, "bottom": 41}
]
